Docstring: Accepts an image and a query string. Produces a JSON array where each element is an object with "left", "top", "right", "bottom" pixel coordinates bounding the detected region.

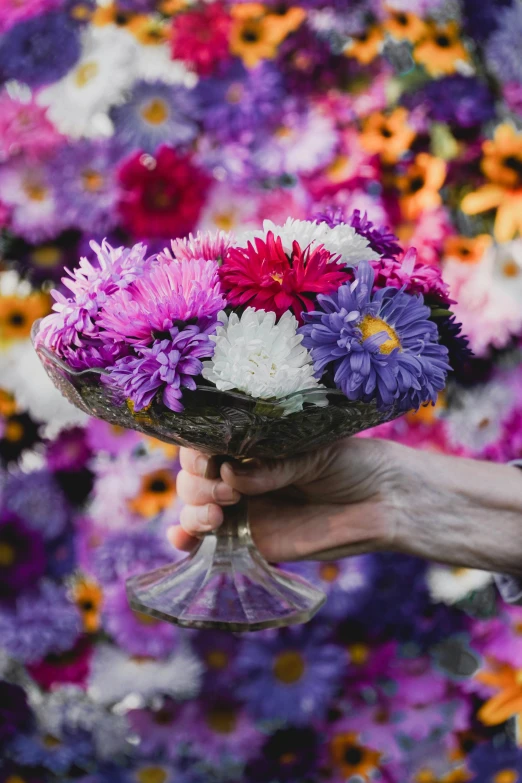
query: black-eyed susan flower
[
  {"left": 265, "top": 4, "right": 306, "bottom": 38},
  {"left": 92, "top": 3, "right": 145, "bottom": 29},
  {"left": 71, "top": 576, "right": 103, "bottom": 634},
  {"left": 128, "top": 468, "right": 176, "bottom": 518},
  {"left": 360, "top": 107, "right": 416, "bottom": 164},
  {"left": 413, "top": 21, "right": 469, "bottom": 77},
  {"left": 444, "top": 235, "right": 492, "bottom": 264},
  {"left": 230, "top": 3, "right": 285, "bottom": 68},
  {"left": 397, "top": 152, "right": 447, "bottom": 221},
  {"left": 344, "top": 25, "right": 384, "bottom": 65},
  {"left": 384, "top": 9, "right": 427, "bottom": 43},
  {"left": 0, "top": 292, "right": 50, "bottom": 342},
  {"left": 329, "top": 732, "right": 382, "bottom": 781}
]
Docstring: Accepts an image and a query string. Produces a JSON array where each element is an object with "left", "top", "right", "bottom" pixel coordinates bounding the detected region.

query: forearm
[{"left": 390, "top": 444, "right": 522, "bottom": 577}]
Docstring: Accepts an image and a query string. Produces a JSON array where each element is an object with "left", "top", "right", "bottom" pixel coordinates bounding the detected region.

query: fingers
[
  {"left": 167, "top": 524, "right": 199, "bottom": 552},
  {"left": 180, "top": 502, "right": 223, "bottom": 534},
  {"left": 220, "top": 453, "right": 311, "bottom": 496},
  {"left": 176, "top": 468, "right": 241, "bottom": 507}
]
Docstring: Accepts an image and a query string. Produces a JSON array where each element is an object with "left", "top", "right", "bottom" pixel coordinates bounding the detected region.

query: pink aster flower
[
  {"left": 475, "top": 606, "right": 522, "bottom": 668},
  {"left": 371, "top": 248, "right": 451, "bottom": 300},
  {"left": 220, "top": 231, "right": 349, "bottom": 323},
  {"left": 0, "top": 0, "right": 61, "bottom": 35},
  {"left": 398, "top": 207, "right": 453, "bottom": 268},
  {"left": 0, "top": 91, "right": 62, "bottom": 162},
  {"left": 169, "top": 230, "right": 233, "bottom": 264},
  {"left": 96, "top": 257, "right": 226, "bottom": 345}
]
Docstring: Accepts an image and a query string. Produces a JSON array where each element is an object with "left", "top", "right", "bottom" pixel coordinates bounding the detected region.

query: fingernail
[
  {"left": 213, "top": 482, "right": 240, "bottom": 503},
  {"left": 205, "top": 504, "right": 223, "bottom": 527},
  {"left": 195, "top": 454, "right": 209, "bottom": 476},
  {"left": 228, "top": 458, "right": 261, "bottom": 475}
]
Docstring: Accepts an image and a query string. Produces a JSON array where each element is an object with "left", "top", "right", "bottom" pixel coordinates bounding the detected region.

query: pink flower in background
[
  {"left": 0, "top": 0, "right": 61, "bottom": 34},
  {"left": 0, "top": 91, "right": 63, "bottom": 162},
  {"left": 398, "top": 207, "right": 453, "bottom": 268},
  {"left": 170, "top": 230, "right": 233, "bottom": 264}
]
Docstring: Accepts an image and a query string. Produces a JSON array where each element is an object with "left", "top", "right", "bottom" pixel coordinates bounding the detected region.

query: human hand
[{"left": 168, "top": 438, "right": 403, "bottom": 562}]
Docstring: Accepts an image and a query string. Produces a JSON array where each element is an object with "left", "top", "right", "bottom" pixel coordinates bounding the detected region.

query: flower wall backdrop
[{"left": 2, "top": 0, "right": 522, "bottom": 781}]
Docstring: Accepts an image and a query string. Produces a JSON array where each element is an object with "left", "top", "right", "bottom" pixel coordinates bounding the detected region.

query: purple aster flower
[
  {"left": 0, "top": 511, "right": 46, "bottom": 601},
  {"left": 236, "top": 627, "right": 346, "bottom": 723},
  {"left": 103, "top": 581, "right": 179, "bottom": 659},
  {"left": 300, "top": 260, "right": 450, "bottom": 412},
  {"left": 175, "top": 697, "right": 263, "bottom": 765},
  {"left": 245, "top": 726, "right": 321, "bottom": 783},
  {"left": 0, "top": 682, "right": 33, "bottom": 745},
  {"left": 468, "top": 741, "right": 522, "bottom": 782},
  {"left": 52, "top": 141, "right": 120, "bottom": 234},
  {"left": 91, "top": 529, "right": 172, "bottom": 585},
  {"left": 45, "top": 530, "right": 77, "bottom": 580},
  {"left": 284, "top": 556, "right": 374, "bottom": 621},
  {"left": 9, "top": 231, "right": 81, "bottom": 286},
  {"left": 45, "top": 426, "right": 92, "bottom": 472},
  {"left": 8, "top": 731, "right": 92, "bottom": 774},
  {"left": 0, "top": 12, "right": 81, "bottom": 87},
  {"left": 403, "top": 76, "right": 495, "bottom": 128},
  {"left": 111, "top": 80, "right": 200, "bottom": 155},
  {"left": 191, "top": 630, "right": 241, "bottom": 694},
  {"left": 3, "top": 468, "right": 68, "bottom": 541},
  {"left": 107, "top": 321, "right": 217, "bottom": 412},
  {"left": 315, "top": 208, "right": 403, "bottom": 258},
  {"left": 486, "top": 3, "right": 522, "bottom": 85},
  {"left": 85, "top": 419, "right": 141, "bottom": 456},
  {"left": 461, "top": 0, "right": 512, "bottom": 41},
  {"left": 197, "top": 60, "right": 283, "bottom": 142},
  {"left": 128, "top": 698, "right": 184, "bottom": 758},
  {"left": 0, "top": 580, "right": 80, "bottom": 663},
  {"left": 96, "top": 257, "right": 225, "bottom": 345}
]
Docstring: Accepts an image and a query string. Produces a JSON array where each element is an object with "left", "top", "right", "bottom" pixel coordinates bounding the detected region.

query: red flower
[
  {"left": 170, "top": 3, "right": 232, "bottom": 77},
  {"left": 220, "top": 232, "right": 350, "bottom": 323},
  {"left": 117, "top": 145, "right": 210, "bottom": 240},
  {"left": 26, "top": 636, "right": 93, "bottom": 691}
]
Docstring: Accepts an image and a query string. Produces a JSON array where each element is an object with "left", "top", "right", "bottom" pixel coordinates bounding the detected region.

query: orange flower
[
  {"left": 0, "top": 292, "right": 50, "bottom": 342},
  {"left": 397, "top": 153, "right": 447, "bottom": 221},
  {"left": 476, "top": 661, "right": 522, "bottom": 727},
  {"left": 71, "top": 576, "right": 103, "bottom": 634},
  {"left": 230, "top": 3, "right": 287, "bottom": 68},
  {"left": 344, "top": 25, "right": 383, "bottom": 65},
  {"left": 92, "top": 3, "right": 146, "bottom": 29},
  {"left": 384, "top": 9, "right": 427, "bottom": 43},
  {"left": 360, "top": 108, "right": 416, "bottom": 164},
  {"left": 330, "top": 732, "right": 382, "bottom": 781},
  {"left": 143, "top": 435, "right": 179, "bottom": 460},
  {"left": 128, "top": 469, "right": 176, "bottom": 518},
  {"left": 158, "top": 0, "right": 189, "bottom": 15},
  {"left": 414, "top": 21, "right": 469, "bottom": 77},
  {"left": 406, "top": 392, "right": 446, "bottom": 425},
  {"left": 68, "top": 2, "right": 94, "bottom": 21},
  {"left": 462, "top": 186, "right": 522, "bottom": 243},
  {"left": 265, "top": 5, "right": 306, "bottom": 38},
  {"left": 128, "top": 16, "right": 169, "bottom": 45},
  {"left": 0, "top": 389, "right": 17, "bottom": 417},
  {"left": 444, "top": 234, "right": 492, "bottom": 264}
]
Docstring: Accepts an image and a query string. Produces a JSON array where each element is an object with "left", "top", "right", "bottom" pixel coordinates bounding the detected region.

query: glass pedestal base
[{"left": 126, "top": 499, "right": 326, "bottom": 632}]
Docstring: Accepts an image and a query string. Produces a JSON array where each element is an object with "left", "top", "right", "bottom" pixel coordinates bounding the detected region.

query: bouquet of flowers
[{"left": 34, "top": 213, "right": 467, "bottom": 630}]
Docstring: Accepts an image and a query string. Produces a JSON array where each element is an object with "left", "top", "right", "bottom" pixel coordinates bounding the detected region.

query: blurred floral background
[{"left": 2, "top": 0, "right": 522, "bottom": 780}]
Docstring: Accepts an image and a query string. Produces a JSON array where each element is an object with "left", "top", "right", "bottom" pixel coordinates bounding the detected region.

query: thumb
[{"left": 220, "top": 453, "right": 315, "bottom": 496}]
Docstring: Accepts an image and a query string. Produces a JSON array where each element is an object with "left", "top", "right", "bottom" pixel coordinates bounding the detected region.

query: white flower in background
[
  {"left": 197, "top": 182, "right": 260, "bottom": 234},
  {"left": 0, "top": 339, "right": 88, "bottom": 437},
  {"left": 427, "top": 564, "right": 493, "bottom": 605},
  {"left": 203, "top": 308, "right": 323, "bottom": 410},
  {"left": 35, "top": 686, "right": 131, "bottom": 760},
  {"left": 239, "top": 218, "right": 379, "bottom": 266},
  {"left": 38, "top": 26, "right": 136, "bottom": 139},
  {"left": 492, "top": 239, "right": 522, "bottom": 292},
  {"left": 133, "top": 40, "right": 198, "bottom": 87},
  {"left": 88, "top": 643, "right": 202, "bottom": 705},
  {"left": 444, "top": 381, "right": 514, "bottom": 453}
]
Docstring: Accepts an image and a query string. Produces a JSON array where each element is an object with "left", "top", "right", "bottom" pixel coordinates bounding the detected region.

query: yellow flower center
[
  {"left": 319, "top": 563, "right": 340, "bottom": 583},
  {"left": 0, "top": 543, "right": 15, "bottom": 567},
  {"left": 359, "top": 315, "right": 401, "bottom": 354},
  {"left": 273, "top": 650, "right": 305, "bottom": 684},
  {"left": 133, "top": 611, "right": 159, "bottom": 626},
  {"left": 141, "top": 98, "right": 169, "bottom": 126},
  {"left": 415, "top": 770, "right": 437, "bottom": 783},
  {"left": 206, "top": 706, "right": 237, "bottom": 734},
  {"left": 43, "top": 734, "right": 62, "bottom": 748},
  {"left": 494, "top": 772, "right": 519, "bottom": 783},
  {"left": 71, "top": 4, "right": 92, "bottom": 20},
  {"left": 23, "top": 183, "right": 47, "bottom": 202},
  {"left": 214, "top": 212, "right": 236, "bottom": 232},
  {"left": 31, "top": 245, "right": 61, "bottom": 267},
  {"left": 4, "top": 420, "right": 24, "bottom": 442},
  {"left": 6, "top": 776, "right": 28, "bottom": 783},
  {"left": 271, "top": 272, "right": 284, "bottom": 284},
  {"left": 502, "top": 258, "right": 520, "bottom": 278},
  {"left": 348, "top": 643, "right": 369, "bottom": 665},
  {"left": 82, "top": 169, "right": 104, "bottom": 192},
  {"left": 75, "top": 61, "right": 99, "bottom": 87},
  {"left": 136, "top": 767, "right": 168, "bottom": 783},
  {"left": 280, "top": 752, "right": 298, "bottom": 765},
  {"left": 206, "top": 650, "right": 228, "bottom": 670},
  {"left": 225, "top": 82, "right": 245, "bottom": 104}
]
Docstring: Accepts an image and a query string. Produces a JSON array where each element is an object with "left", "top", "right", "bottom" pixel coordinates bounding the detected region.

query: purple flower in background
[
  {"left": 236, "top": 627, "right": 346, "bottom": 723},
  {"left": 300, "top": 261, "right": 450, "bottom": 411},
  {"left": 191, "top": 630, "right": 241, "bottom": 694},
  {"left": 0, "top": 12, "right": 81, "bottom": 87},
  {"left": 3, "top": 468, "right": 68, "bottom": 541},
  {"left": 103, "top": 582, "right": 179, "bottom": 659},
  {"left": 8, "top": 731, "right": 92, "bottom": 774},
  {"left": 45, "top": 426, "right": 92, "bottom": 472},
  {"left": 0, "top": 580, "right": 80, "bottom": 663},
  {"left": 0, "top": 511, "right": 46, "bottom": 600},
  {"left": 111, "top": 80, "right": 200, "bottom": 154},
  {"left": 91, "top": 529, "right": 172, "bottom": 585},
  {"left": 0, "top": 681, "right": 33, "bottom": 745},
  {"left": 128, "top": 698, "right": 184, "bottom": 758},
  {"left": 468, "top": 741, "right": 522, "bottom": 782},
  {"left": 486, "top": 3, "right": 522, "bottom": 85},
  {"left": 403, "top": 76, "right": 495, "bottom": 128},
  {"left": 108, "top": 321, "right": 217, "bottom": 412},
  {"left": 0, "top": 0, "right": 61, "bottom": 35},
  {"left": 97, "top": 257, "right": 225, "bottom": 345},
  {"left": 245, "top": 726, "right": 321, "bottom": 783},
  {"left": 197, "top": 60, "right": 283, "bottom": 142},
  {"left": 52, "top": 141, "right": 120, "bottom": 234},
  {"left": 85, "top": 419, "right": 141, "bottom": 456}
]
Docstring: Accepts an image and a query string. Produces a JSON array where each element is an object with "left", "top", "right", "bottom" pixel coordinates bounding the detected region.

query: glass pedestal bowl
[{"left": 33, "top": 320, "right": 401, "bottom": 631}]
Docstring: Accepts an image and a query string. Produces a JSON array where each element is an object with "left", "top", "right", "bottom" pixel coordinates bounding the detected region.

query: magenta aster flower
[
  {"left": 96, "top": 257, "right": 225, "bottom": 345},
  {"left": 107, "top": 321, "right": 217, "bottom": 412},
  {"left": 0, "top": 511, "right": 46, "bottom": 601},
  {"left": 0, "top": 0, "right": 61, "bottom": 35},
  {"left": 370, "top": 248, "right": 451, "bottom": 301},
  {"left": 220, "top": 232, "right": 349, "bottom": 324},
  {"left": 170, "top": 230, "right": 233, "bottom": 264},
  {"left": 0, "top": 91, "right": 62, "bottom": 162}
]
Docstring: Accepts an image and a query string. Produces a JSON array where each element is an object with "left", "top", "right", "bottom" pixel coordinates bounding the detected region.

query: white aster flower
[
  {"left": 203, "top": 308, "right": 323, "bottom": 411},
  {"left": 427, "top": 564, "right": 493, "bottom": 605},
  {"left": 88, "top": 643, "right": 202, "bottom": 705},
  {"left": 0, "top": 161, "right": 63, "bottom": 243},
  {"left": 133, "top": 40, "right": 198, "bottom": 87},
  {"left": 197, "top": 182, "right": 260, "bottom": 234},
  {"left": 444, "top": 381, "right": 514, "bottom": 453},
  {"left": 238, "top": 218, "right": 379, "bottom": 266},
  {"left": 37, "top": 26, "right": 137, "bottom": 139}
]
